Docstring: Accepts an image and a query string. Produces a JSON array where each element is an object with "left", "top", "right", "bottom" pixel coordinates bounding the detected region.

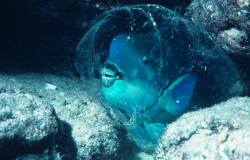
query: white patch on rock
[{"left": 45, "top": 83, "right": 57, "bottom": 90}]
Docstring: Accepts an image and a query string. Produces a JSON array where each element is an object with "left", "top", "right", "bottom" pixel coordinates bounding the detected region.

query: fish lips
[{"left": 101, "top": 76, "right": 116, "bottom": 88}]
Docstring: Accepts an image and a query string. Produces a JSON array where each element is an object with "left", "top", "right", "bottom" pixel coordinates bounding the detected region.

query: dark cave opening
[
  {"left": 0, "top": 0, "right": 192, "bottom": 74},
  {"left": 0, "top": 0, "right": 81, "bottom": 73},
  {"left": 1, "top": 1, "right": 48, "bottom": 71}
]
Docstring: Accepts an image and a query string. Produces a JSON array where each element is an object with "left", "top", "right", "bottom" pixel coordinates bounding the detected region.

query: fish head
[
  {"left": 101, "top": 63, "right": 157, "bottom": 113},
  {"left": 101, "top": 33, "right": 165, "bottom": 112}
]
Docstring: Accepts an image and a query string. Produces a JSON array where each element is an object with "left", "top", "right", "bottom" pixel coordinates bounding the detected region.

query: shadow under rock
[
  {"left": 55, "top": 120, "right": 77, "bottom": 160},
  {"left": 0, "top": 127, "right": 58, "bottom": 160},
  {"left": 230, "top": 54, "right": 250, "bottom": 96},
  {"left": 0, "top": 110, "right": 77, "bottom": 160}
]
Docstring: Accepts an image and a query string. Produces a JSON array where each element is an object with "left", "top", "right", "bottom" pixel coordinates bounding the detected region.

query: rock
[
  {"left": 186, "top": 0, "right": 250, "bottom": 56},
  {"left": 217, "top": 28, "right": 249, "bottom": 55},
  {"left": 0, "top": 92, "right": 58, "bottom": 159},
  {"left": 185, "top": 0, "right": 250, "bottom": 95},
  {"left": 53, "top": 91, "right": 120, "bottom": 159},
  {"left": 155, "top": 97, "right": 250, "bottom": 160},
  {"left": 0, "top": 73, "right": 121, "bottom": 159}
]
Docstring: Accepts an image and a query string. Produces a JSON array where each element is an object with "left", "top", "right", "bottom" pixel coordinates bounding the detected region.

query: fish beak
[
  {"left": 101, "top": 76, "right": 116, "bottom": 88},
  {"left": 100, "top": 62, "right": 125, "bottom": 88}
]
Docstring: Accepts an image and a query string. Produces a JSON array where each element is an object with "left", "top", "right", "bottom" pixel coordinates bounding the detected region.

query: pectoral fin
[
  {"left": 161, "top": 74, "right": 197, "bottom": 117},
  {"left": 144, "top": 122, "right": 165, "bottom": 142}
]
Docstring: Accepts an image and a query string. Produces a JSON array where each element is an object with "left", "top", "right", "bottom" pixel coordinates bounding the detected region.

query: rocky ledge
[{"left": 156, "top": 97, "right": 250, "bottom": 160}]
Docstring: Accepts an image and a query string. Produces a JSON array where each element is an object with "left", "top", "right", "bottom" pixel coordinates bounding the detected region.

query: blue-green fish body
[
  {"left": 102, "top": 79, "right": 158, "bottom": 113},
  {"left": 101, "top": 34, "right": 197, "bottom": 151}
]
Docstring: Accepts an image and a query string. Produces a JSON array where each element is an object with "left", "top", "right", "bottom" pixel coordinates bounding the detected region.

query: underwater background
[{"left": 0, "top": 0, "right": 249, "bottom": 160}]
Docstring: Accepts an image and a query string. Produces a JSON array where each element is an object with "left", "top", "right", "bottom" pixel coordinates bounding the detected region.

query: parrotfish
[{"left": 101, "top": 33, "right": 197, "bottom": 152}]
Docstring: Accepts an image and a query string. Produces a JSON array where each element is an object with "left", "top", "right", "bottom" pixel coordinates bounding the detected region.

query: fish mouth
[
  {"left": 101, "top": 76, "right": 116, "bottom": 88},
  {"left": 100, "top": 68, "right": 117, "bottom": 88},
  {"left": 100, "top": 63, "right": 125, "bottom": 88}
]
